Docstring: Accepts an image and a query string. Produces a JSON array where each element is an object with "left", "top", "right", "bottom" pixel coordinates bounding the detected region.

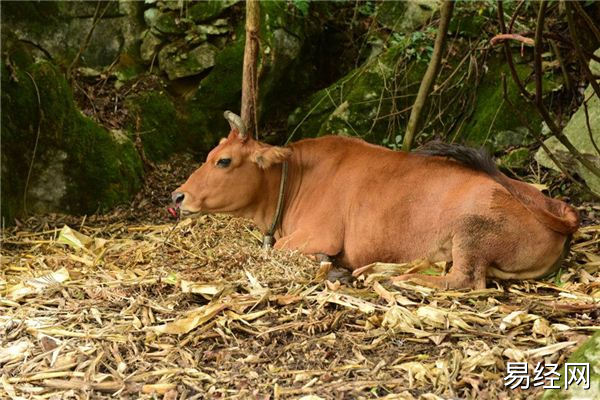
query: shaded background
[{"left": 2, "top": 0, "right": 599, "bottom": 224}]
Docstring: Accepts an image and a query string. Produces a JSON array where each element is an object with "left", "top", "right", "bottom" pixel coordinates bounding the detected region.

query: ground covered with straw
[{"left": 1, "top": 156, "right": 599, "bottom": 399}]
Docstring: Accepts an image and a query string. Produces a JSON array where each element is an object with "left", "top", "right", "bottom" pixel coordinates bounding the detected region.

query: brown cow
[{"left": 172, "top": 111, "right": 579, "bottom": 290}]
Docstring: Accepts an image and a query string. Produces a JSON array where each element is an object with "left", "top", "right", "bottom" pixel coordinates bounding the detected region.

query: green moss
[
  {"left": 182, "top": 26, "right": 245, "bottom": 150},
  {"left": 449, "top": 14, "right": 487, "bottom": 37},
  {"left": 460, "top": 56, "right": 541, "bottom": 148},
  {"left": 193, "top": 33, "right": 244, "bottom": 108},
  {"left": 155, "top": 10, "right": 188, "bottom": 35},
  {"left": 65, "top": 118, "right": 143, "bottom": 214},
  {"left": 126, "top": 91, "right": 182, "bottom": 161},
  {"left": 1, "top": 58, "right": 143, "bottom": 222},
  {"left": 288, "top": 43, "right": 429, "bottom": 144},
  {"left": 499, "top": 147, "right": 530, "bottom": 169},
  {"left": 375, "top": 1, "right": 407, "bottom": 31},
  {"left": 189, "top": 0, "right": 239, "bottom": 23},
  {"left": 1, "top": 1, "right": 62, "bottom": 35}
]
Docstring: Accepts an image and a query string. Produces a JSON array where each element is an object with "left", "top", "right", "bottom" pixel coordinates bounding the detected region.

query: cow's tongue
[{"left": 167, "top": 207, "right": 179, "bottom": 219}]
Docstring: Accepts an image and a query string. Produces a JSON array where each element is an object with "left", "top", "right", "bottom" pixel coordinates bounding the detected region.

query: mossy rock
[
  {"left": 140, "top": 30, "right": 164, "bottom": 63},
  {"left": 287, "top": 42, "right": 431, "bottom": 144},
  {"left": 153, "top": 9, "right": 189, "bottom": 35},
  {"left": 452, "top": 53, "right": 542, "bottom": 149},
  {"left": 2, "top": 0, "right": 144, "bottom": 69},
  {"left": 375, "top": 1, "right": 408, "bottom": 31},
  {"left": 378, "top": 0, "right": 440, "bottom": 33},
  {"left": 126, "top": 90, "right": 189, "bottom": 162},
  {"left": 182, "top": 26, "right": 245, "bottom": 150},
  {"left": 182, "top": 1, "right": 321, "bottom": 148},
  {"left": 541, "top": 331, "right": 600, "bottom": 399},
  {"left": 1, "top": 58, "right": 143, "bottom": 223},
  {"left": 189, "top": 0, "right": 239, "bottom": 23},
  {"left": 535, "top": 49, "right": 600, "bottom": 195},
  {"left": 158, "top": 42, "right": 218, "bottom": 80},
  {"left": 499, "top": 147, "right": 530, "bottom": 169}
]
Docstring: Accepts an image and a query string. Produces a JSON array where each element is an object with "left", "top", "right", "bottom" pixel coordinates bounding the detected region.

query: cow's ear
[{"left": 251, "top": 146, "right": 292, "bottom": 169}]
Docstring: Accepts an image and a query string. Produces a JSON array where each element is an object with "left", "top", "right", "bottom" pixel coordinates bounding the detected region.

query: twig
[
  {"left": 497, "top": 1, "right": 532, "bottom": 100},
  {"left": 23, "top": 72, "right": 43, "bottom": 216},
  {"left": 565, "top": 2, "right": 600, "bottom": 101},
  {"left": 533, "top": 2, "right": 549, "bottom": 108},
  {"left": 17, "top": 38, "right": 54, "bottom": 61},
  {"left": 507, "top": 0, "right": 525, "bottom": 34},
  {"left": 135, "top": 114, "right": 154, "bottom": 171},
  {"left": 548, "top": 38, "right": 572, "bottom": 93},
  {"left": 490, "top": 33, "right": 534, "bottom": 47},
  {"left": 583, "top": 99, "right": 600, "bottom": 157},
  {"left": 571, "top": 1, "right": 600, "bottom": 43},
  {"left": 67, "top": 1, "right": 111, "bottom": 80},
  {"left": 402, "top": 0, "right": 454, "bottom": 151}
]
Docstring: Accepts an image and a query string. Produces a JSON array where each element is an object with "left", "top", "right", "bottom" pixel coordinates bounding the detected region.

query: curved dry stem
[
  {"left": 496, "top": 1, "right": 532, "bottom": 100},
  {"left": 402, "top": 0, "right": 454, "bottom": 151},
  {"left": 23, "top": 72, "right": 43, "bottom": 216}
]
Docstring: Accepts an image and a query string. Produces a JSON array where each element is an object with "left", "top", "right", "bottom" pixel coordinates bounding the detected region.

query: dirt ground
[{"left": 1, "top": 155, "right": 599, "bottom": 400}]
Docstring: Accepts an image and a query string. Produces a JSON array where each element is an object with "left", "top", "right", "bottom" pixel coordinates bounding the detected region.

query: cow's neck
[{"left": 240, "top": 162, "right": 289, "bottom": 235}]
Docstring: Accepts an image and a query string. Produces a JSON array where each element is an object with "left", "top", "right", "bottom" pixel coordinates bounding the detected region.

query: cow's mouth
[{"left": 179, "top": 208, "right": 203, "bottom": 218}]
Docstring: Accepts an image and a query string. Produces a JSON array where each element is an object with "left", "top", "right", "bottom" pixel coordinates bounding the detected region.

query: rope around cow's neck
[{"left": 263, "top": 160, "right": 288, "bottom": 249}]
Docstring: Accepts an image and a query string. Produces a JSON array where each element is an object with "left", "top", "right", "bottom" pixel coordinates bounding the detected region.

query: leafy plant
[
  {"left": 357, "top": 0, "right": 376, "bottom": 17},
  {"left": 382, "top": 134, "right": 403, "bottom": 151},
  {"left": 390, "top": 27, "right": 436, "bottom": 63},
  {"left": 290, "top": 0, "right": 309, "bottom": 16}
]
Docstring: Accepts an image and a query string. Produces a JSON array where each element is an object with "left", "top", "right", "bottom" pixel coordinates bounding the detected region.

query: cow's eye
[{"left": 216, "top": 158, "right": 231, "bottom": 168}]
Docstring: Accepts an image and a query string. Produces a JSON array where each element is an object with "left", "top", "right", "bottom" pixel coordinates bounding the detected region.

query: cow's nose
[{"left": 172, "top": 192, "right": 185, "bottom": 205}]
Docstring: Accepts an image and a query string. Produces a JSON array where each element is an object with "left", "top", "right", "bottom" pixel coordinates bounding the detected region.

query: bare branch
[
  {"left": 565, "top": 1, "right": 600, "bottom": 101},
  {"left": 402, "top": 0, "right": 454, "bottom": 151},
  {"left": 583, "top": 99, "right": 600, "bottom": 157},
  {"left": 572, "top": 1, "right": 600, "bottom": 43},
  {"left": 496, "top": 1, "right": 532, "bottom": 100}
]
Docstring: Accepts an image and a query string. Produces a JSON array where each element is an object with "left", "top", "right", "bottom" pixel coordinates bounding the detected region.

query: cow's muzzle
[{"left": 172, "top": 192, "right": 185, "bottom": 208}]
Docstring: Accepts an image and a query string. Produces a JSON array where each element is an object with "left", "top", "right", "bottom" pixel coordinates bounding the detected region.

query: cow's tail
[{"left": 417, "top": 142, "right": 580, "bottom": 235}]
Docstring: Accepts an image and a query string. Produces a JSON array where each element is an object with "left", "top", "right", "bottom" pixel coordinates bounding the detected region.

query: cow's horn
[{"left": 223, "top": 111, "right": 247, "bottom": 140}]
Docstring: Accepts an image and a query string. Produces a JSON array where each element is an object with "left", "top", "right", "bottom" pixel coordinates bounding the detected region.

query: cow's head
[{"left": 171, "top": 111, "right": 291, "bottom": 216}]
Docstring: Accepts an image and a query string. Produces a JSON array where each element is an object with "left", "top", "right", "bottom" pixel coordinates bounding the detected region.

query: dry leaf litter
[{"left": 1, "top": 155, "right": 599, "bottom": 400}]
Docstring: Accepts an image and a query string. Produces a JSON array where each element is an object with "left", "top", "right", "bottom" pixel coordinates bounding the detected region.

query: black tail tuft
[{"left": 416, "top": 141, "right": 499, "bottom": 177}]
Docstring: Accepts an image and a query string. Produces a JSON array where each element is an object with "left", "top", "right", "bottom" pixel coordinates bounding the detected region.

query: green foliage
[
  {"left": 390, "top": 27, "right": 436, "bottom": 63},
  {"left": 382, "top": 135, "right": 404, "bottom": 151},
  {"left": 290, "top": 0, "right": 310, "bottom": 16},
  {"left": 459, "top": 56, "right": 542, "bottom": 148},
  {"left": 356, "top": 0, "right": 376, "bottom": 17}
]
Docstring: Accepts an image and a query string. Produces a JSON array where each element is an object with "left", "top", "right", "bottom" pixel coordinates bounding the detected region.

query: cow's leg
[
  {"left": 391, "top": 233, "right": 488, "bottom": 290},
  {"left": 274, "top": 230, "right": 340, "bottom": 259},
  {"left": 315, "top": 254, "right": 331, "bottom": 262}
]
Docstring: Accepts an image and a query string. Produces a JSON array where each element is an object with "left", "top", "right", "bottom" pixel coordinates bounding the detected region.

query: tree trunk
[
  {"left": 241, "top": 0, "right": 260, "bottom": 139},
  {"left": 402, "top": 0, "right": 454, "bottom": 151}
]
